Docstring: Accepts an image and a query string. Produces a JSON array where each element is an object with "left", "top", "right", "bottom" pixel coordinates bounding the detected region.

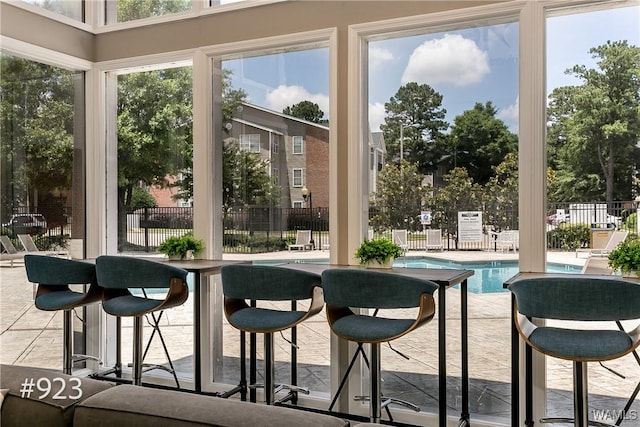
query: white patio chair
[
  {"left": 425, "top": 229, "right": 444, "bottom": 251},
  {"left": 576, "top": 230, "right": 628, "bottom": 258},
  {"left": 17, "top": 234, "right": 69, "bottom": 258},
  {"left": 288, "top": 230, "right": 312, "bottom": 251},
  {"left": 392, "top": 229, "right": 409, "bottom": 253},
  {"left": 494, "top": 230, "right": 518, "bottom": 252},
  {"left": 0, "top": 235, "right": 26, "bottom": 267}
]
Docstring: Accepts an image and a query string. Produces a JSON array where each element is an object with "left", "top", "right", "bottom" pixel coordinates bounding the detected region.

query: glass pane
[
  {"left": 20, "top": 0, "right": 83, "bottom": 21},
  {"left": 0, "top": 53, "right": 86, "bottom": 366},
  {"left": 546, "top": 4, "right": 640, "bottom": 422},
  {"left": 106, "top": 0, "right": 191, "bottom": 24},
  {"left": 215, "top": 45, "right": 331, "bottom": 396},
  {"left": 368, "top": 20, "right": 519, "bottom": 423}
]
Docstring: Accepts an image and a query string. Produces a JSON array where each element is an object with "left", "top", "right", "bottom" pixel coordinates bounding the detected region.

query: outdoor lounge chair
[
  {"left": 392, "top": 229, "right": 409, "bottom": 252},
  {"left": 288, "top": 230, "right": 312, "bottom": 251},
  {"left": 493, "top": 230, "right": 519, "bottom": 252},
  {"left": 576, "top": 230, "right": 628, "bottom": 258},
  {"left": 0, "top": 235, "right": 26, "bottom": 267},
  {"left": 425, "top": 229, "right": 443, "bottom": 251},
  {"left": 18, "top": 234, "right": 69, "bottom": 258}
]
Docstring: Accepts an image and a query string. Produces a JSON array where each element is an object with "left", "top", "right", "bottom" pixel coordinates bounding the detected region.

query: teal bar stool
[
  {"left": 24, "top": 254, "right": 103, "bottom": 375},
  {"left": 321, "top": 268, "right": 438, "bottom": 424},
  {"left": 508, "top": 276, "right": 640, "bottom": 427},
  {"left": 221, "top": 264, "right": 324, "bottom": 405},
  {"left": 95, "top": 256, "right": 189, "bottom": 386}
]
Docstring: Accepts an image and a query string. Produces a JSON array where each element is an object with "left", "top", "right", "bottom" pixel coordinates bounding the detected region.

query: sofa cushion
[
  {"left": 74, "top": 384, "right": 349, "bottom": 427},
  {"left": 0, "top": 364, "right": 113, "bottom": 427}
]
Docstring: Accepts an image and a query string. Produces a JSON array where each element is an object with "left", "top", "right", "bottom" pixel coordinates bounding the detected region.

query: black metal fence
[{"left": 10, "top": 201, "right": 637, "bottom": 254}]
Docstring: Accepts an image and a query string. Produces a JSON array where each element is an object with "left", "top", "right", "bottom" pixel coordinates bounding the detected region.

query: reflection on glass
[
  {"left": 368, "top": 21, "right": 518, "bottom": 422},
  {"left": 20, "top": 0, "right": 83, "bottom": 21},
  {"left": 546, "top": 5, "right": 640, "bottom": 421}
]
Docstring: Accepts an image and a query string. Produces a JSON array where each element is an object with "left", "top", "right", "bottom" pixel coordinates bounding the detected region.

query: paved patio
[{"left": 1, "top": 250, "right": 639, "bottom": 425}]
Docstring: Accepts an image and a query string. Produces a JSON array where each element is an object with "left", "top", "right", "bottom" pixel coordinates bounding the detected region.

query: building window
[
  {"left": 272, "top": 168, "right": 279, "bottom": 185},
  {"left": 239, "top": 134, "right": 260, "bottom": 153},
  {"left": 292, "top": 201, "right": 303, "bottom": 208},
  {"left": 292, "top": 136, "right": 304, "bottom": 154},
  {"left": 292, "top": 168, "right": 303, "bottom": 187},
  {"left": 273, "top": 139, "right": 279, "bottom": 153}
]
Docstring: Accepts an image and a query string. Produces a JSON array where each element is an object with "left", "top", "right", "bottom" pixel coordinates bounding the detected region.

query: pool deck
[{"left": 2, "top": 250, "right": 639, "bottom": 424}]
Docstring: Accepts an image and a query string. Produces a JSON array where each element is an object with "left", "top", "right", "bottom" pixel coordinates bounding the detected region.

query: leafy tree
[
  {"left": 380, "top": 82, "right": 449, "bottom": 174},
  {"left": 446, "top": 102, "right": 517, "bottom": 185},
  {"left": 547, "top": 40, "right": 640, "bottom": 203},
  {"left": 222, "top": 140, "right": 280, "bottom": 212},
  {"left": 370, "top": 160, "right": 424, "bottom": 231},
  {"left": 283, "top": 100, "right": 325, "bottom": 123},
  {"left": 423, "top": 167, "right": 483, "bottom": 246},
  {"left": 131, "top": 187, "right": 158, "bottom": 209},
  {"left": 483, "top": 152, "right": 518, "bottom": 231},
  {"left": 0, "top": 55, "right": 75, "bottom": 226},
  {"left": 117, "top": 0, "right": 191, "bottom": 22}
]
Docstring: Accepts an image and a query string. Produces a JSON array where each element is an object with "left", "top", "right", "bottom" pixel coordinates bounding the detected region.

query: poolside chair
[
  {"left": 494, "top": 230, "right": 518, "bottom": 252},
  {"left": 425, "top": 229, "right": 443, "bottom": 251},
  {"left": 392, "top": 229, "right": 409, "bottom": 253},
  {"left": 576, "top": 230, "right": 628, "bottom": 258},
  {"left": 288, "top": 230, "right": 312, "bottom": 251},
  {"left": 17, "top": 234, "right": 69, "bottom": 258},
  {"left": 0, "top": 235, "right": 26, "bottom": 267}
]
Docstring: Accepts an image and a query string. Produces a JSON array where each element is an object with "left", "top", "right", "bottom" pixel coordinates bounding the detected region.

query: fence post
[{"left": 144, "top": 207, "right": 149, "bottom": 252}]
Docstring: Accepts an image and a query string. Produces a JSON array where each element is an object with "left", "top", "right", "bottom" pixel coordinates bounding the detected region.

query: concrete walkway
[{"left": 1, "top": 250, "right": 638, "bottom": 425}]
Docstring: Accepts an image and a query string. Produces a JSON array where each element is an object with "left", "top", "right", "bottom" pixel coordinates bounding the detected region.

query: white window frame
[
  {"left": 292, "top": 200, "right": 303, "bottom": 208},
  {"left": 292, "top": 168, "right": 304, "bottom": 187},
  {"left": 239, "top": 133, "right": 260, "bottom": 153},
  {"left": 292, "top": 135, "right": 304, "bottom": 154},
  {"left": 272, "top": 167, "right": 279, "bottom": 185},
  {"left": 272, "top": 138, "right": 279, "bottom": 153}
]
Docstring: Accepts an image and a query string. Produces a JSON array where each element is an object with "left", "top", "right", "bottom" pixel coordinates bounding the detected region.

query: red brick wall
[{"left": 305, "top": 125, "right": 329, "bottom": 208}]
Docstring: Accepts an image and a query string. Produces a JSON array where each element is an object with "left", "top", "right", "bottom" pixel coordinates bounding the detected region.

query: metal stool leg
[
  {"left": 265, "top": 332, "right": 275, "bottom": 405},
  {"left": 132, "top": 315, "right": 143, "bottom": 386},
  {"left": 574, "top": 362, "right": 589, "bottom": 427},
  {"left": 370, "top": 342, "right": 382, "bottom": 423},
  {"left": 63, "top": 309, "right": 73, "bottom": 375}
]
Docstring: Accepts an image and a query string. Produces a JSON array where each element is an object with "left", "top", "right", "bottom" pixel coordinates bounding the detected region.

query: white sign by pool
[{"left": 458, "top": 211, "right": 483, "bottom": 242}]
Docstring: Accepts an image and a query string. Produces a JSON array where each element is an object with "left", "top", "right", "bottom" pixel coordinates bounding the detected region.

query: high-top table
[
  {"left": 162, "top": 259, "right": 250, "bottom": 392},
  {"left": 279, "top": 263, "right": 474, "bottom": 427}
]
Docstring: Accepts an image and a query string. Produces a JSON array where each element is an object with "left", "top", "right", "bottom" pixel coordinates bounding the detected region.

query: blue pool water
[
  {"left": 397, "top": 258, "right": 581, "bottom": 294},
  {"left": 256, "top": 258, "right": 582, "bottom": 295}
]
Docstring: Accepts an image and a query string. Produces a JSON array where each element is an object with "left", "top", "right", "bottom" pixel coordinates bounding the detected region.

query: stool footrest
[
  {"left": 382, "top": 397, "right": 421, "bottom": 412},
  {"left": 127, "top": 362, "right": 175, "bottom": 375},
  {"left": 540, "top": 417, "right": 613, "bottom": 427},
  {"left": 73, "top": 354, "right": 101, "bottom": 364}
]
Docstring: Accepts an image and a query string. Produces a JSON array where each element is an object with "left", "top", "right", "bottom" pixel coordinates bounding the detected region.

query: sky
[{"left": 224, "top": 4, "right": 639, "bottom": 134}]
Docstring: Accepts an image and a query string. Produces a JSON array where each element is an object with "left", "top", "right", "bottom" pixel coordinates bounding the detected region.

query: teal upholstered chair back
[
  {"left": 321, "top": 268, "right": 438, "bottom": 309},
  {"left": 96, "top": 256, "right": 188, "bottom": 289},
  {"left": 221, "top": 264, "right": 321, "bottom": 301},
  {"left": 25, "top": 254, "right": 96, "bottom": 286},
  {"left": 508, "top": 276, "right": 640, "bottom": 321}
]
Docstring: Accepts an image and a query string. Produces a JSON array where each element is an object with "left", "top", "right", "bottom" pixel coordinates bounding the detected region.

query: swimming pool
[
  {"left": 398, "top": 258, "right": 582, "bottom": 294},
  {"left": 256, "top": 258, "right": 582, "bottom": 294}
]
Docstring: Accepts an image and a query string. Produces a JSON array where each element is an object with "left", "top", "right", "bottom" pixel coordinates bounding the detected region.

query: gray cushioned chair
[
  {"left": 321, "top": 268, "right": 438, "bottom": 424},
  {"left": 221, "top": 264, "right": 324, "bottom": 405},
  {"left": 95, "top": 256, "right": 188, "bottom": 386},
  {"left": 508, "top": 276, "right": 640, "bottom": 427},
  {"left": 24, "top": 254, "right": 103, "bottom": 374}
]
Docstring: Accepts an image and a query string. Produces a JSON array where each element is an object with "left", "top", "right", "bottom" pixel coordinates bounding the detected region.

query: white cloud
[
  {"left": 498, "top": 95, "right": 519, "bottom": 133},
  {"left": 402, "top": 34, "right": 490, "bottom": 86},
  {"left": 369, "top": 46, "right": 394, "bottom": 68},
  {"left": 368, "top": 102, "right": 386, "bottom": 132},
  {"left": 265, "top": 85, "right": 329, "bottom": 117}
]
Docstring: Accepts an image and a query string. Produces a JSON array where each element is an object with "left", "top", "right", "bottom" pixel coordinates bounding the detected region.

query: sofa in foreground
[{"left": 1, "top": 364, "right": 351, "bottom": 426}]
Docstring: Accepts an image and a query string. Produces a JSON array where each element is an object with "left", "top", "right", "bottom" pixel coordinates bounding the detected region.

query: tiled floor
[{"left": 2, "top": 250, "right": 639, "bottom": 425}]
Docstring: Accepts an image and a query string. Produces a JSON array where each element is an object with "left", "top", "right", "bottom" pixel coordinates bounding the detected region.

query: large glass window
[
  {"left": 0, "top": 52, "right": 87, "bottom": 366},
  {"left": 214, "top": 44, "right": 330, "bottom": 399},
  {"left": 368, "top": 18, "right": 518, "bottom": 423},
  {"left": 546, "top": 4, "right": 640, "bottom": 421},
  {"left": 20, "top": 0, "right": 83, "bottom": 21},
  {"left": 105, "top": 0, "right": 191, "bottom": 24}
]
